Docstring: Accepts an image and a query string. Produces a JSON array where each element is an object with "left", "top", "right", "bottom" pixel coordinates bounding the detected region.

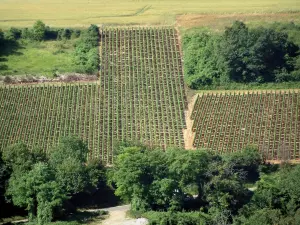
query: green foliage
[
  {"left": 45, "top": 222, "right": 80, "bottom": 225},
  {"left": 183, "top": 21, "right": 300, "bottom": 89},
  {"left": 1, "top": 21, "right": 80, "bottom": 43},
  {"left": 201, "top": 148, "right": 261, "bottom": 214},
  {"left": 112, "top": 144, "right": 300, "bottom": 224},
  {"left": 6, "top": 162, "right": 66, "bottom": 223},
  {"left": 234, "top": 165, "right": 300, "bottom": 224},
  {"left": 234, "top": 208, "right": 282, "bottom": 225},
  {"left": 143, "top": 211, "right": 210, "bottom": 225},
  {"left": 26, "top": 221, "right": 80, "bottom": 225},
  {"left": 32, "top": 20, "right": 47, "bottom": 41},
  {"left": 0, "top": 29, "right": 3, "bottom": 41},
  {"left": 223, "top": 145, "right": 262, "bottom": 182},
  {"left": 21, "top": 28, "right": 32, "bottom": 40},
  {"left": 183, "top": 31, "right": 226, "bottom": 88},
  {"left": 4, "top": 27, "right": 22, "bottom": 41},
  {"left": 58, "top": 29, "right": 72, "bottom": 40},
  {"left": 73, "top": 24, "right": 99, "bottom": 74},
  {"left": 57, "top": 28, "right": 81, "bottom": 40},
  {"left": 0, "top": 151, "right": 11, "bottom": 218},
  {"left": 270, "top": 22, "right": 300, "bottom": 46},
  {"left": 49, "top": 136, "right": 88, "bottom": 166},
  {"left": 223, "top": 21, "right": 298, "bottom": 83},
  {"left": 110, "top": 144, "right": 261, "bottom": 216},
  {"left": 3, "top": 136, "right": 104, "bottom": 225},
  {"left": 0, "top": 21, "right": 81, "bottom": 77},
  {"left": 111, "top": 144, "right": 300, "bottom": 224},
  {"left": 49, "top": 136, "right": 101, "bottom": 194},
  {"left": 110, "top": 146, "right": 174, "bottom": 211},
  {"left": 2, "top": 143, "right": 42, "bottom": 174}
]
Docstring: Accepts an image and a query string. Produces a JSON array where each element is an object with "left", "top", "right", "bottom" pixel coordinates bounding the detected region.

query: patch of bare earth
[
  {"left": 183, "top": 94, "right": 197, "bottom": 150},
  {"left": 176, "top": 12, "right": 300, "bottom": 29},
  {"left": 267, "top": 160, "right": 300, "bottom": 164},
  {"left": 97, "top": 205, "right": 148, "bottom": 225},
  {"left": 102, "top": 209, "right": 128, "bottom": 225}
]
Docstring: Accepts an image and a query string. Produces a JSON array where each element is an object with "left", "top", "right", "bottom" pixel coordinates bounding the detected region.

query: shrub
[
  {"left": 3, "top": 76, "right": 16, "bottom": 84},
  {"left": 73, "top": 25, "right": 99, "bottom": 74},
  {"left": 21, "top": 28, "right": 32, "bottom": 39},
  {"left": 32, "top": 20, "right": 46, "bottom": 41},
  {"left": 4, "top": 27, "right": 22, "bottom": 40},
  {"left": 143, "top": 211, "right": 210, "bottom": 225}
]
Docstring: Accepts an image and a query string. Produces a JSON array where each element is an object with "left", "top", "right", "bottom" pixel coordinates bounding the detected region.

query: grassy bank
[{"left": 0, "top": 39, "right": 76, "bottom": 77}]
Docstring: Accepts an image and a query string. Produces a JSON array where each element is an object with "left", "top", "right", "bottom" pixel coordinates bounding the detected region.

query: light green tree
[{"left": 32, "top": 20, "right": 46, "bottom": 41}]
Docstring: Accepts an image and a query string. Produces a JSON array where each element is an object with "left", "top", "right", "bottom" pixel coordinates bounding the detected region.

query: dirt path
[
  {"left": 92, "top": 205, "right": 148, "bottom": 225},
  {"left": 183, "top": 94, "right": 197, "bottom": 150}
]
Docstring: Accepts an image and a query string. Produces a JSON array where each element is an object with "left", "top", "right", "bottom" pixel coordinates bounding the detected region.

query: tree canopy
[
  {"left": 2, "top": 136, "right": 104, "bottom": 225},
  {"left": 183, "top": 21, "right": 300, "bottom": 89},
  {"left": 109, "top": 144, "right": 300, "bottom": 224},
  {"left": 109, "top": 144, "right": 262, "bottom": 216}
]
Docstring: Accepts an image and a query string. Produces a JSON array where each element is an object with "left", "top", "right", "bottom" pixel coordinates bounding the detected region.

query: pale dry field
[{"left": 0, "top": 0, "right": 299, "bottom": 28}]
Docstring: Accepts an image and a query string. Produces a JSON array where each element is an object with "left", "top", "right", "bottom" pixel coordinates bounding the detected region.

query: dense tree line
[
  {"left": 0, "top": 137, "right": 104, "bottom": 225},
  {"left": 183, "top": 21, "right": 300, "bottom": 89},
  {"left": 109, "top": 143, "right": 300, "bottom": 225}
]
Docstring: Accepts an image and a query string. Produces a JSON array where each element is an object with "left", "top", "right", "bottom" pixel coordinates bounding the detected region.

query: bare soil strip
[{"left": 183, "top": 94, "right": 197, "bottom": 150}]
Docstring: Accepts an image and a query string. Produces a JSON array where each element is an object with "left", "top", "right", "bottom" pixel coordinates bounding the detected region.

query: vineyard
[
  {"left": 191, "top": 91, "right": 300, "bottom": 161},
  {"left": 0, "top": 84, "right": 107, "bottom": 160},
  {"left": 2, "top": 26, "right": 299, "bottom": 163},
  {"left": 0, "top": 27, "right": 187, "bottom": 163},
  {"left": 99, "top": 27, "right": 187, "bottom": 154}
]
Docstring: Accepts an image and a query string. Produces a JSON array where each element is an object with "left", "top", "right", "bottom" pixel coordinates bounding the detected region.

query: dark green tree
[
  {"left": 222, "top": 23, "right": 298, "bottom": 83},
  {"left": 0, "top": 151, "right": 11, "bottom": 218},
  {"left": 234, "top": 164, "right": 300, "bottom": 225},
  {"left": 3, "top": 137, "right": 103, "bottom": 225},
  {"left": 183, "top": 21, "right": 300, "bottom": 88}
]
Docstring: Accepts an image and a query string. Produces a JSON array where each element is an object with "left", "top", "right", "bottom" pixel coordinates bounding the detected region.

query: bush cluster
[
  {"left": 72, "top": 24, "right": 99, "bottom": 74},
  {"left": 183, "top": 21, "right": 300, "bottom": 89},
  {"left": 2, "top": 20, "right": 81, "bottom": 42},
  {"left": 143, "top": 211, "right": 208, "bottom": 225}
]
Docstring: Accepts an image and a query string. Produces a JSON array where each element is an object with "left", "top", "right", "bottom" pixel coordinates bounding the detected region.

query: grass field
[
  {"left": 0, "top": 40, "right": 76, "bottom": 77},
  {"left": 0, "top": 0, "right": 299, "bottom": 28},
  {"left": 191, "top": 90, "right": 300, "bottom": 161}
]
